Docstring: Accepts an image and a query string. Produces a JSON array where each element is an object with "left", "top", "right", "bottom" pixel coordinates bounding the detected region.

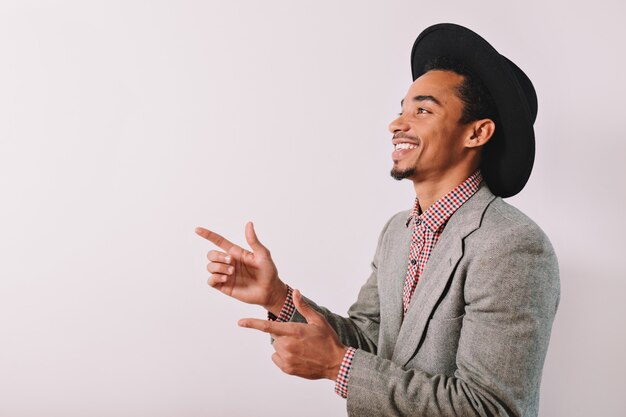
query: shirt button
[{"left": 410, "top": 259, "right": 417, "bottom": 265}]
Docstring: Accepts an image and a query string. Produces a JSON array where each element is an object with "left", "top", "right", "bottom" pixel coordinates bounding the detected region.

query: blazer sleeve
[
  {"left": 289, "top": 213, "right": 402, "bottom": 353},
  {"left": 345, "top": 222, "right": 560, "bottom": 417}
]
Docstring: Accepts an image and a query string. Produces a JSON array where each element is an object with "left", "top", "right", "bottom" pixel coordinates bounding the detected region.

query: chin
[{"left": 390, "top": 164, "right": 416, "bottom": 181}]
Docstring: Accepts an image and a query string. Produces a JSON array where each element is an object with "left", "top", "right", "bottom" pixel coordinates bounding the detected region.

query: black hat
[{"left": 411, "top": 23, "right": 537, "bottom": 198}]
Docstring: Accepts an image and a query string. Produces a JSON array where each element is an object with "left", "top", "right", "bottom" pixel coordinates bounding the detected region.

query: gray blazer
[{"left": 292, "top": 185, "right": 560, "bottom": 417}]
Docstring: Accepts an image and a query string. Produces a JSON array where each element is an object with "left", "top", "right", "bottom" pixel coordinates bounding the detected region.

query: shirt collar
[{"left": 405, "top": 170, "right": 483, "bottom": 231}]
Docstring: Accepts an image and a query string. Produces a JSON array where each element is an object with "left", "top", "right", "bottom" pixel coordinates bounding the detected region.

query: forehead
[{"left": 402, "top": 70, "right": 464, "bottom": 106}]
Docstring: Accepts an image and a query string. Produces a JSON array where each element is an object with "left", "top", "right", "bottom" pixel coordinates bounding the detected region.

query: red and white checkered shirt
[
  {"left": 402, "top": 170, "right": 483, "bottom": 313},
  {"left": 268, "top": 170, "right": 483, "bottom": 399}
]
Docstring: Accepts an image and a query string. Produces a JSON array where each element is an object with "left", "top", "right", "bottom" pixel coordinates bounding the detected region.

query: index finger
[
  {"left": 195, "top": 227, "right": 236, "bottom": 252},
  {"left": 238, "top": 318, "right": 301, "bottom": 337}
]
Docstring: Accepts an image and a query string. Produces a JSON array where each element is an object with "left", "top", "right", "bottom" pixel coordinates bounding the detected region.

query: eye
[{"left": 417, "top": 107, "right": 430, "bottom": 114}]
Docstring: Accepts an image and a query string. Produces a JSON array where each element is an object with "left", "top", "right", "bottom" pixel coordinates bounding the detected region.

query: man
[{"left": 196, "top": 23, "right": 559, "bottom": 417}]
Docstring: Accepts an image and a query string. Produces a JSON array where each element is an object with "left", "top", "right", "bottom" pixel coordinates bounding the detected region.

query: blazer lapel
[{"left": 391, "top": 185, "right": 496, "bottom": 366}]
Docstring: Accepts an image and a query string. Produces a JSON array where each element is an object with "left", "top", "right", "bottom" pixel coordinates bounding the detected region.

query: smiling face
[{"left": 389, "top": 70, "right": 477, "bottom": 183}]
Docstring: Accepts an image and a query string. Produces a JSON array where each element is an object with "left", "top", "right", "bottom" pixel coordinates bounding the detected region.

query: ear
[{"left": 464, "top": 118, "right": 495, "bottom": 149}]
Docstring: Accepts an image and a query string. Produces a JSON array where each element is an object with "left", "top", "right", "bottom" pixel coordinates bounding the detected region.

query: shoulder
[
  {"left": 464, "top": 197, "right": 560, "bottom": 313},
  {"left": 478, "top": 197, "right": 554, "bottom": 251},
  {"left": 466, "top": 197, "right": 559, "bottom": 288}
]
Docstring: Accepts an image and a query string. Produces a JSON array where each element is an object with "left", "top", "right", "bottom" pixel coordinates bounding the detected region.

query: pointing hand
[
  {"left": 195, "top": 222, "right": 288, "bottom": 315},
  {"left": 238, "top": 289, "right": 347, "bottom": 381}
]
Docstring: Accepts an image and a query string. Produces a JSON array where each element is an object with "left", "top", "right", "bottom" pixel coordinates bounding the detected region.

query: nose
[{"left": 388, "top": 114, "right": 409, "bottom": 134}]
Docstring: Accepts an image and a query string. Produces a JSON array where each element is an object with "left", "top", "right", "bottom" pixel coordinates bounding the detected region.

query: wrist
[
  {"left": 265, "top": 280, "right": 288, "bottom": 316},
  {"left": 326, "top": 345, "right": 349, "bottom": 381}
]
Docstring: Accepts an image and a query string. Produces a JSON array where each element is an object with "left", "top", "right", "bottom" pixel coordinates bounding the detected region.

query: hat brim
[{"left": 411, "top": 23, "right": 536, "bottom": 198}]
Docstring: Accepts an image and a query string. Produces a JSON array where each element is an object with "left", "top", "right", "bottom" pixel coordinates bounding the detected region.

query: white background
[{"left": 1, "top": 0, "right": 625, "bottom": 416}]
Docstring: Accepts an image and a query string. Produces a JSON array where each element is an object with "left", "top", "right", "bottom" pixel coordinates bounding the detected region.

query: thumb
[
  {"left": 293, "top": 289, "right": 323, "bottom": 325},
  {"left": 245, "top": 221, "right": 269, "bottom": 255}
]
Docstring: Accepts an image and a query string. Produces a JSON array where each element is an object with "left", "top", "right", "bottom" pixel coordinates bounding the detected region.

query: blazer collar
[
  {"left": 404, "top": 170, "right": 484, "bottom": 232},
  {"left": 440, "top": 182, "right": 496, "bottom": 239}
]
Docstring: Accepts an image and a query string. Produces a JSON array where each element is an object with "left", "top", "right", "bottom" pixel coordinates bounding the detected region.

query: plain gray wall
[{"left": 1, "top": 0, "right": 624, "bottom": 416}]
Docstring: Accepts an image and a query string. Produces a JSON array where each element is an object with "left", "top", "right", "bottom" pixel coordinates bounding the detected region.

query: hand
[
  {"left": 238, "top": 289, "right": 348, "bottom": 381},
  {"left": 195, "top": 222, "right": 287, "bottom": 314}
]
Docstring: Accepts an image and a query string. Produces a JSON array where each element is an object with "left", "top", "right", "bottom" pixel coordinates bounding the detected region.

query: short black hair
[{"left": 423, "top": 56, "right": 497, "bottom": 125}]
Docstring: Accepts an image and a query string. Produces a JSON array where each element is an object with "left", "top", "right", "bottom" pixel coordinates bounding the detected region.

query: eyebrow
[{"left": 400, "top": 95, "right": 442, "bottom": 108}]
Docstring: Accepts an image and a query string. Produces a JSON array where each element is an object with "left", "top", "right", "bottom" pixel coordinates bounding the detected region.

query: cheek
[
  {"left": 426, "top": 131, "right": 462, "bottom": 165},
  {"left": 436, "top": 127, "right": 465, "bottom": 152}
]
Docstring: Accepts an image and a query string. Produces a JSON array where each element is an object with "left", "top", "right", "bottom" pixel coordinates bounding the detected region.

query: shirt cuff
[
  {"left": 267, "top": 285, "right": 295, "bottom": 322},
  {"left": 335, "top": 347, "right": 357, "bottom": 399}
]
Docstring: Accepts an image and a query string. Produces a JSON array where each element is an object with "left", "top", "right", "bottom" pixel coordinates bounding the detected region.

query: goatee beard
[{"left": 390, "top": 165, "right": 416, "bottom": 181}]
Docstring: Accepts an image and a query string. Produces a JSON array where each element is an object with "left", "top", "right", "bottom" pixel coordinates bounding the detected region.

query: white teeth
[{"left": 395, "top": 143, "right": 418, "bottom": 151}]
